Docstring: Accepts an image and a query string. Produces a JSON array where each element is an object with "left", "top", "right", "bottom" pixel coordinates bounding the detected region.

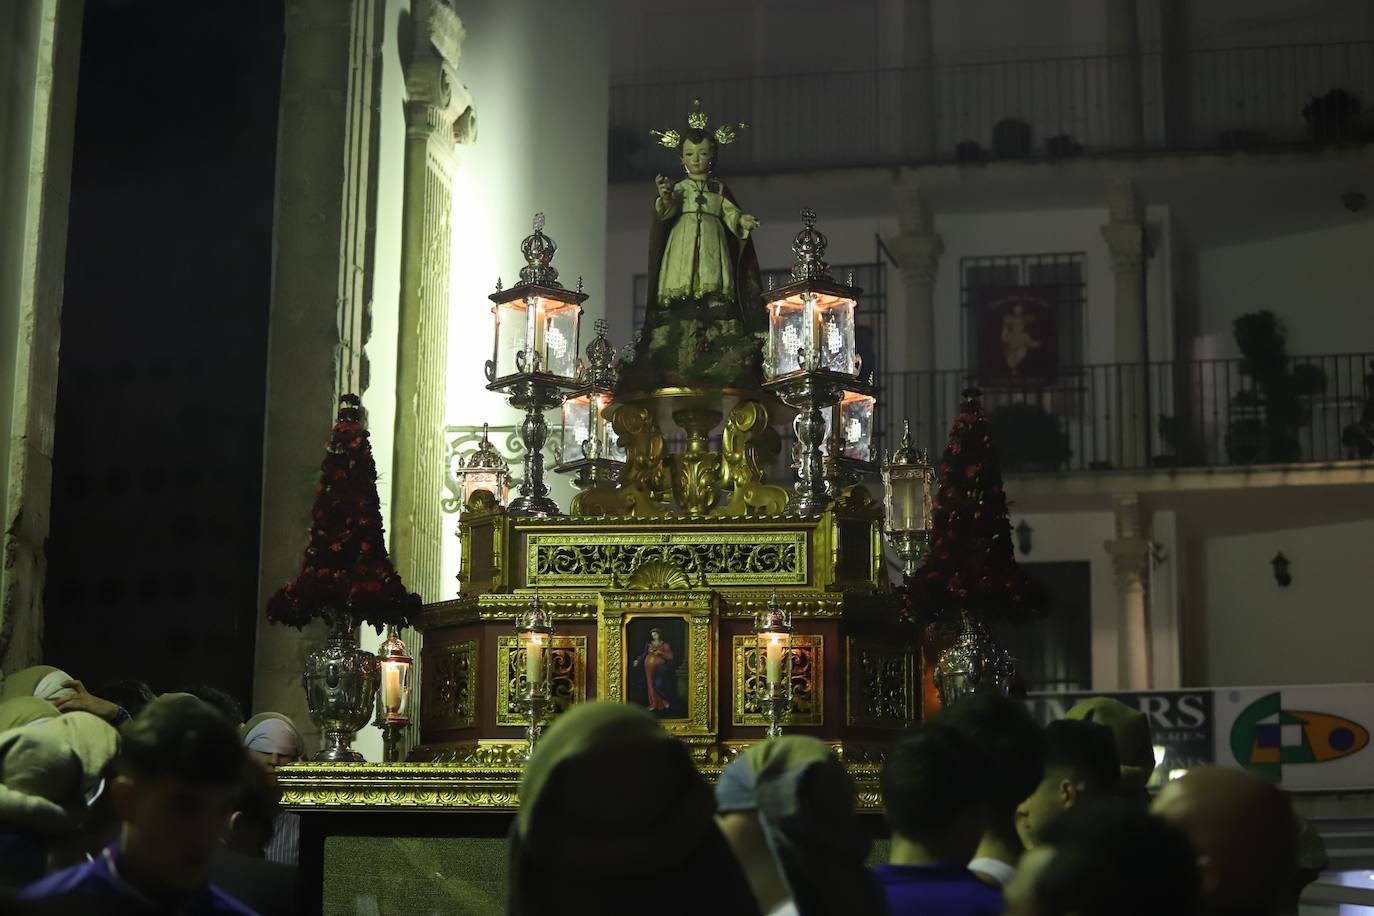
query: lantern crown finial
[
  {"left": 790, "top": 207, "right": 831, "bottom": 281},
  {"left": 584, "top": 319, "right": 618, "bottom": 388},
  {"left": 889, "top": 419, "right": 925, "bottom": 466},
  {"left": 519, "top": 212, "right": 561, "bottom": 287}
]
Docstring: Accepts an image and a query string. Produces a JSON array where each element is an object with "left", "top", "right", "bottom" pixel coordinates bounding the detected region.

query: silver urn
[
  {"left": 303, "top": 613, "right": 380, "bottom": 762},
  {"left": 933, "top": 610, "right": 1017, "bottom": 708}
]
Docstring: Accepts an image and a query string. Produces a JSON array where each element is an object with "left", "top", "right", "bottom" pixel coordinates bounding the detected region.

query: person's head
[
  {"left": 1065, "top": 697, "right": 1155, "bottom": 794},
  {"left": 716, "top": 736, "right": 884, "bottom": 916},
  {"left": 240, "top": 713, "right": 303, "bottom": 770},
  {"left": 111, "top": 695, "right": 246, "bottom": 892},
  {"left": 881, "top": 724, "right": 991, "bottom": 863},
  {"left": 679, "top": 129, "right": 717, "bottom": 177},
  {"left": 1004, "top": 799, "right": 1199, "bottom": 916},
  {"left": 174, "top": 685, "right": 245, "bottom": 728},
  {"left": 1016, "top": 719, "right": 1119, "bottom": 849},
  {"left": 512, "top": 702, "right": 754, "bottom": 915},
  {"left": 1152, "top": 767, "right": 1297, "bottom": 916},
  {"left": 933, "top": 693, "right": 1046, "bottom": 833},
  {"left": 224, "top": 762, "right": 282, "bottom": 858},
  {"left": 96, "top": 680, "right": 157, "bottom": 720},
  {"left": 650, "top": 628, "right": 662, "bottom": 641},
  {"left": 0, "top": 666, "right": 76, "bottom": 704}
]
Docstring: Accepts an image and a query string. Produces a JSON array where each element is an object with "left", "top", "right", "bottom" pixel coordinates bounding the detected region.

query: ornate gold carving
[
  {"left": 609, "top": 403, "right": 669, "bottom": 516},
  {"left": 719, "top": 400, "right": 790, "bottom": 516},
  {"left": 732, "top": 634, "right": 824, "bottom": 726},
  {"left": 625, "top": 558, "right": 693, "bottom": 590},
  {"left": 598, "top": 591, "right": 717, "bottom": 739},
  {"left": 846, "top": 637, "right": 915, "bottom": 728},
  {"left": 495, "top": 635, "right": 586, "bottom": 725},
  {"left": 527, "top": 531, "right": 806, "bottom": 587},
  {"left": 671, "top": 406, "right": 723, "bottom": 515},
  {"left": 421, "top": 639, "right": 477, "bottom": 730}
]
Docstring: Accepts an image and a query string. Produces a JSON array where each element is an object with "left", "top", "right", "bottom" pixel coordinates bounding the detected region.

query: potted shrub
[
  {"left": 1225, "top": 311, "right": 1327, "bottom": 464},
  {"left": 1302, "top": 88, "right": 1361, "bottom": 143},
  {"left": 1154, "top": 414, "right": 1183, "bottom": 467},
  {"left": 992, "top": 118, "right": 1033, "bottom": 157},
  {"left": 989, "top": 403, "right": 1071, "bottom": 471}
]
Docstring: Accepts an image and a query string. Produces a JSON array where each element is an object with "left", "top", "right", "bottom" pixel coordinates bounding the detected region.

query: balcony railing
[
  {"left": 610, "top": 41, "right": 1374, "bottom": 180},
  {"left": 880, "top": 353, "right": 1374, "bottom": 473}
]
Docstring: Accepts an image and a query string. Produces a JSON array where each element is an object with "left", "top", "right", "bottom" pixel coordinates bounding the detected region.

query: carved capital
[
  {"left": 894, "top": 185, "right": 935, "bottom": 235},
  {"left": 1104, "top": 536, "right": 1151, "bottom": 590},
  {"left": 1100, "top": 221, "right": 1145, "bottom": 272},
  {"left": 889, "top": 232, "right": 944, "bottom": 287},
  {"left": 406, "top": 0, "right": 474, "bottom": 143}
]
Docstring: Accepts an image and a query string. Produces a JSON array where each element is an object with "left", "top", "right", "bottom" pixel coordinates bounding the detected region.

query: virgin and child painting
[
  {"left": 975, "top": 287, "right": 1059, "bottom": 385},
  {"left": 625, "top": 616, "right": 689, "bottom": 719}
]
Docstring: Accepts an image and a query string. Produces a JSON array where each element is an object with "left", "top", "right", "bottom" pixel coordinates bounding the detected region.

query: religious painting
[
  {"left": 623, "top": 615, "right": 690, "bottom": 719},
  {"left": 974, "top": 286, "right": 1058, "bottom": 386},
  {"left": 597, "top": 590, "right": 717, "bottom": 740}
]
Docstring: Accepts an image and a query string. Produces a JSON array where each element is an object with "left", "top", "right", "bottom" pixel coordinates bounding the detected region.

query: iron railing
[
  {"left": 610, "top": 41, "right": 1374, "bottom": 180},
  {"left": 881, "top": 353, "right": 1374, "bottom": 473}
]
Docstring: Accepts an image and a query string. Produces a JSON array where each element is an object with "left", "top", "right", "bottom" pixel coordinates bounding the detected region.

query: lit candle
[
  {"left": 525, "top": 632, "right": 545, "bottom": 687},
  {"left": 765, "top": 632, "right": 784, "bottom": 688},
  {"left": 382, "top": 662, "right": 402, "bottom": 716}
]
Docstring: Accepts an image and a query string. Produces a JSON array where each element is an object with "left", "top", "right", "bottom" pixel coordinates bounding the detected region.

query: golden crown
[{"left": 650, "top": 99, "right": 747, "bottom": 149}]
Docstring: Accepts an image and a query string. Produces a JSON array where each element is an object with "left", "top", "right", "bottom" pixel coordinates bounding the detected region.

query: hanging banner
[
  {"left": 974, "top": 286, "right": 1059, "bottom": 386},
  {"left": 1027, "top": 684, "right": 1374, "bottom": 791}
]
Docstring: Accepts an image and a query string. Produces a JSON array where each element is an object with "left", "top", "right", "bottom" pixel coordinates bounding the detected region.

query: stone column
[
  {"left": 391, "top": 0, "right": 472, "bottom": 604},
  {"left": 0, "top": 0, "right": 83, "bottom": 675},
  {"left": 1101, "top": 177, "right": 1149, "bottom": 468},
  {"left": 253, "top": 0, "right": 388, "bottom": 738},
  {"left": 888, "top": 186, "right": 943, "bottom": 373},
  {"left": 1104, "top": 493, "right": 1152, "bottom": 689}
]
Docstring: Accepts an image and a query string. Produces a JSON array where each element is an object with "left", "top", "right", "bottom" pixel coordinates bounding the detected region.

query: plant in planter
[
  {"left": 1302, "top": 88, "right": 1361, "bottom": 143},
  {"left": 266, "top": 394, "right": 422, "bottom": 760},
  {"left": 988, "top": 403, "right": 1072, "bottom": 472},
  {"left": 992, "top": 118, "right": 1033, "bottom": 157},
  {"left": 955, "top": 140, "right": 986, "bottom": 162},
  {"left": 1226, "top": 311, "right": 1327, "bottom": 465},
  {"left": 1154, "top": 414, "right": 1183, "bottom": 466},
  {"left": 1046, "top": 133, "right": 1083, "bottom": 157}
]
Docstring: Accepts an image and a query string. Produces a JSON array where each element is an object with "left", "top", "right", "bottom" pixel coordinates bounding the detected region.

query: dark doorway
[
  {"left": 43, "top": 0, "right": 283, "bottom": 707},
  {"left": 996, "top": 561, "right": 1093, "bottom": 691}
]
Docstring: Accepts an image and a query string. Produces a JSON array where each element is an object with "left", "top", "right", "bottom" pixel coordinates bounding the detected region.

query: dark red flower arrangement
[
  {"left": 903, "top": 388, "right": 1046, "bottom": 627},
  {"left": 265, "top": 394, "right": 421, "bottom": 633}
]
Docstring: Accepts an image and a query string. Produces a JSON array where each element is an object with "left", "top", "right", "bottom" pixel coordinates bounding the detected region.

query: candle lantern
[
  {"left": 762, "top": 209, "right": 870, "bottom": 514},
  {"left": 753, "top": 592, "right": 794, "bottom": 739},
  {"left": 457, "top": 423, "right": 511, "bottom": 508},
  {"left": 881, "top": 420, "right": 935, "bottom": 578},
  {"left": 764, "top": 209, "right": 860, "bottom": 381},
  {"left": 485, "top": 213, "right": 588, "bottom": 517},
  {"left": 373, "top": 627, "right": 413, "bottom": 763},
  {"left": 514, "top": 589, "right": 555, "bottom": 759},
  {"left": 555, "top": 319, "right": 625, "bottom": 490}
]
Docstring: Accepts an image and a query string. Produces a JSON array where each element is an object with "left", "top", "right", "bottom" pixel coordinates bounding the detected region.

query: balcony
[
  {"left": 610, "top": 41, "right": 1374, "bottom": 180},
  {"left": 881, "top": 353, "right": 1374, "bottom": 474}
]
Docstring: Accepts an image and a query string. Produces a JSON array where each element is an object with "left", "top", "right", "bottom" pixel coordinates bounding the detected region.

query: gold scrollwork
[
  {"left": 671, "top": 406, "right": 723, "bottom": 515},
  {"left": 731, "top": 635, "right": 824, "bottom": 726},
  {"left": 608, "top": 402, "right": 670, "bottom": 516},
  {"left": 527, "top": 531, "right": 806, "bottom": 587},
  {"left": 495, "top": 635, "right": 587, "bottom": 726},
  {"left": 846, "top": 637, "right": 915, "bottom": 728},
  {"left": 719, "top": 400, "right": 790, "bottom": 516},
  {"left": 421, "top": 639, "right": 478, "bottom": 731}
]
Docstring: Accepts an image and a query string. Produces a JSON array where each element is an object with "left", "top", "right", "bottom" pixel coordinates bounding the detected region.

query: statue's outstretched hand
[
  {"left": 655, "top": 174, "right": 674, "bottom": 203},
  {"left": 740, "top": 214, "right": 760, "bottom": 232}
]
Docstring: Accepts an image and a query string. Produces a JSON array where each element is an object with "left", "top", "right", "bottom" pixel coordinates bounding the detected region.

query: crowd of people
[
  {"left": 0, "top": 666, "right": 302, "bottom": 915},
  {"left": 514, "top": 695, "right": 1321, "bottom": 916},
  {"left": 0, "top": 662, "right": 1325, "bottom": 915}
]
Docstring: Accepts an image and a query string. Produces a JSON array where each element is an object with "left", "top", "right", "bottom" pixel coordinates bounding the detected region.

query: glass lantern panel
[
  {"left": 839, "top": 392, "right": 875, "bottom": 461},
  {"left": 380, "top": 658, "right": 412, "bottom": 717},
  {"left": 883, "top": 466, "right": 929, "bottom": 534},
  {"left": 594, "top": 394, "right": 626, "bottom": 461},
  {"left": 463, "top": 470, "right": 506, "bottom": 505},
  {"left": 540, "top": 298, "right": 581, "bottom": 380},
  {"left": 561, "top": 395, "right": 591, "bottom": 462},
  {"left": 815, "top": 294, "right": 858, "bottom": 375},
  {"left": 767, "top": 295, "right": 808, "bottom": 377},
  {"left": 494, "top": 300, "right": 529, "bottom": 379}
]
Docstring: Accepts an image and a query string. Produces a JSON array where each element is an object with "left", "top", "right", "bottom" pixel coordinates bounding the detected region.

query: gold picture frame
[
  {"left": 494, "top": 635, "right": 587, "bottom": 726},
  {"left": 732, "top": 634, "right": 824, "bottom": 727},
  {"left": 597, "top": 590, "right": 716, "bottom": 739}
]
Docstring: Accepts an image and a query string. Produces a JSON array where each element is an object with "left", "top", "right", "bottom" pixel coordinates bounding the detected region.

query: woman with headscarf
[
  {"left": 0, "top": 711, "right": 119, "bottom": 889},
  {"left": 509, "top": 701, "right": 759, "bottom": 916},
  {"left": 241, "top": 712, "right": 303, "bottom": 867},
  {"left": 715, "top": 736, "right": 891, "bottom": 916}
]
